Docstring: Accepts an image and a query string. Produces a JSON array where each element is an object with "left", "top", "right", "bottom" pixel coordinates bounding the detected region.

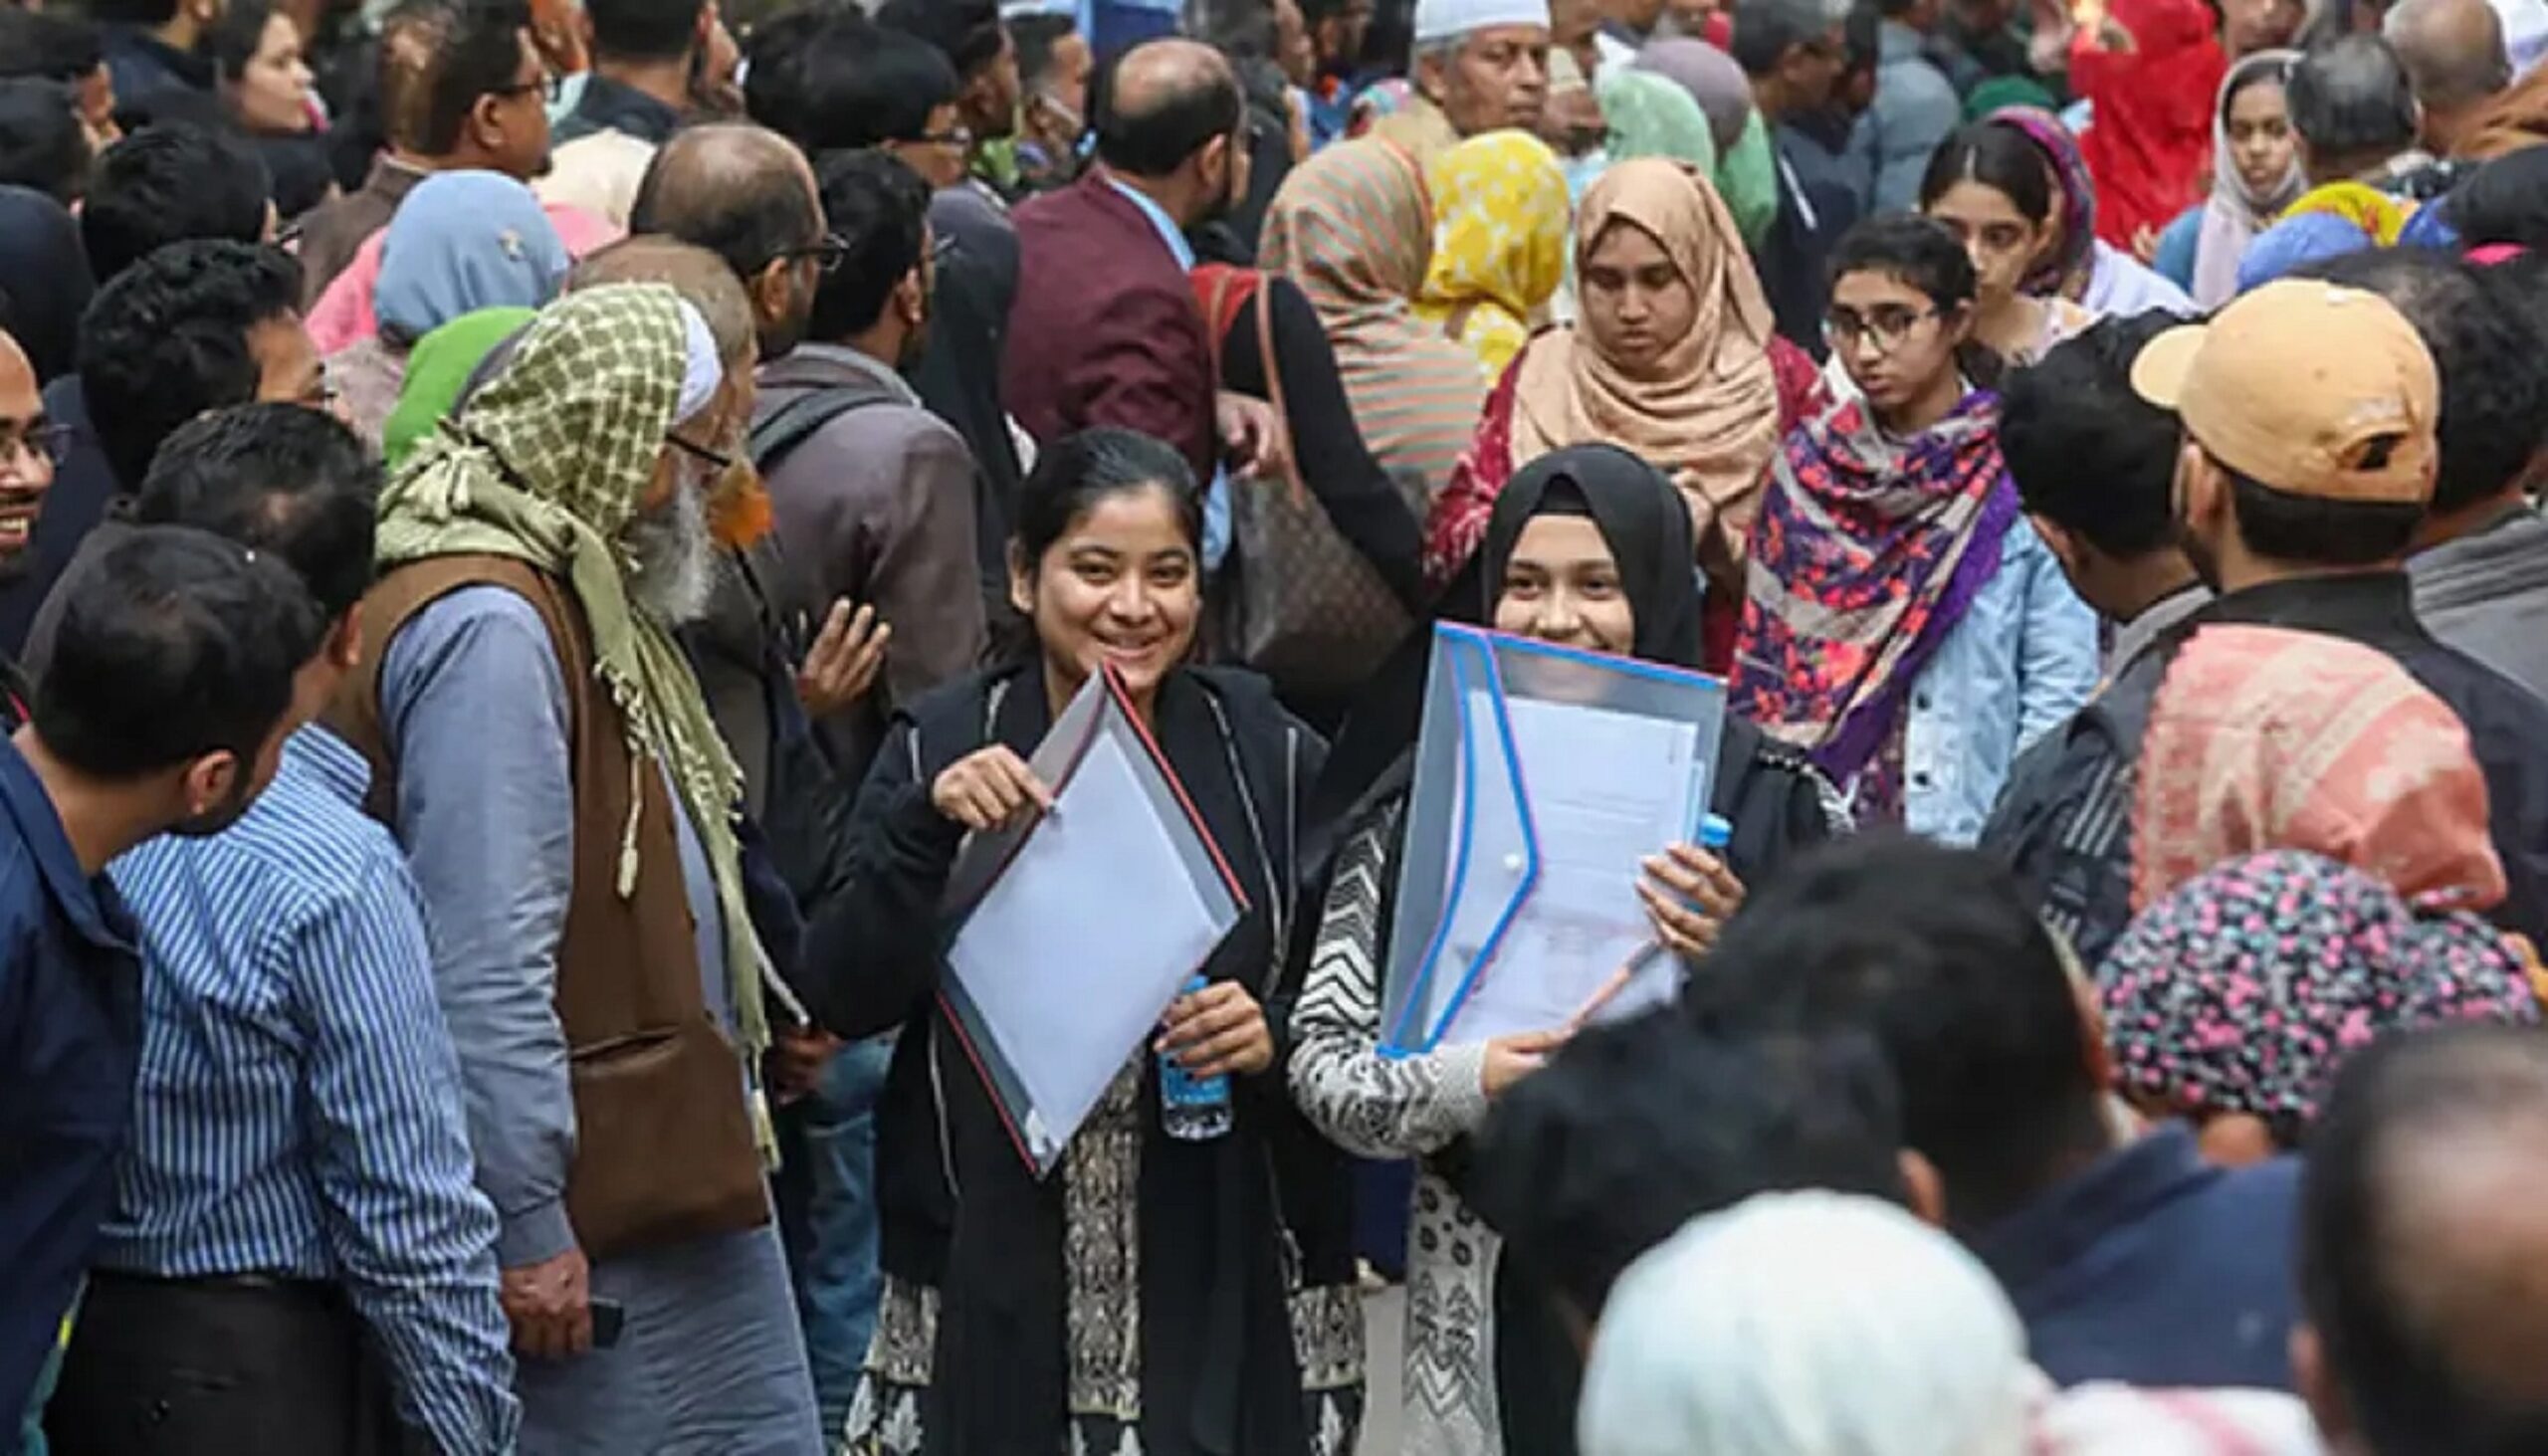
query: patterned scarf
[
  {"left": 373, "top": 283, "right": 774, "bottom": 1087},
  {"left": 2102, "top": 850, "right": 2539, "bottom": 1138},
  {"left": 2131, "top": 623, "right": 2505, "bottom": 920},
  {"left": 1732, "top": 390, "right": 2016, "bottom": 785},
  {"left": 1258, "top": 137, "right": 1486, "bottom": 498},
  {"left": 1986, "top": 106, "right": 2100, "bottom": 298}
]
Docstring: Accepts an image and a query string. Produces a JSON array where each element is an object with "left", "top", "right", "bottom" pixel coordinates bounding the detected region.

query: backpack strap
[{"left": 748, "top": 383, "right": 898, "bottom": 476}]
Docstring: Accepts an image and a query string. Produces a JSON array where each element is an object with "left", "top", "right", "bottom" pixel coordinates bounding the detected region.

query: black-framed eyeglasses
[
  {"left": 1823, "top": 305, "right": 1943, "bottom": 354},
  {"left": 783, "top": 234, "right": 852, "bottom": 275},
  {"left": 497, "top": 73, "right": 566, "bottom": 104},
  {"left": 0, "top": 421, "right": 77, "bottom": 469},
  {"left": 666, "top": 432, "right": 736, "bottom": 471},
  {"left": 913, "top": 124, "right": 973, "bottom": 149}
]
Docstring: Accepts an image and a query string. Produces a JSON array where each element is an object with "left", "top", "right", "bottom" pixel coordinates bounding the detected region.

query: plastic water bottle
[
  {"left": 1699, "top": 813, "right": 1734, "bottom": 854},
  {"left": 1161, "top": 973, "right": 1233, "bottom": 1142}
]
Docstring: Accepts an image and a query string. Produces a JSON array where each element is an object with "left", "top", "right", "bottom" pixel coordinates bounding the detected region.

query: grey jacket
[
  {"left": 2411, "top": 506, "right": 2548, "bottom": 704},
  {"left": 755, "top": 343, "right": 988, "bottom": 785}
]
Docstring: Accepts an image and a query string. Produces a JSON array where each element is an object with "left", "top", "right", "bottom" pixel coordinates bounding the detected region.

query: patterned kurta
[
  {"left": 842, "top": 1061, "right": 1366, "bottom": 1456},
  {"left": 1285, "top": 800, "right": 1509, "bottom": 1456}
]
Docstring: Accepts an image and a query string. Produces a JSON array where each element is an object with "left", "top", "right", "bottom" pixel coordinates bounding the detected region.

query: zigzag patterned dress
[{"left": 1286, "top": 797, "right": 1508, "bottom": 1456}]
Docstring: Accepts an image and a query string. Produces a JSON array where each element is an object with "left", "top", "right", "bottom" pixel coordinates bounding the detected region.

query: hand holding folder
[
  {"left": 938, "top": 667, "right": 1249, "bottom": 1176},
  {"left": 1380, "top": 625, "right": 1728, "bottom": 1057}
]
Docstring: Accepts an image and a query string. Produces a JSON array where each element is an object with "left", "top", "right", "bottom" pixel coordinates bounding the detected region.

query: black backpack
[{"left": 747, "top": 381, "right": 897, "bottom": 477}]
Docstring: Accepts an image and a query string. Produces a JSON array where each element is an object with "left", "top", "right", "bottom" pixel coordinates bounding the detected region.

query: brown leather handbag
[{"left": 1195, "top": 266, "right": 1420, "bottom": 697}]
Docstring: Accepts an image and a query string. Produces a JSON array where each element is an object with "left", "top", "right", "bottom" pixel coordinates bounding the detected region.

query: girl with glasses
[{"left": 1733, "top": 214, "right": 2096, "bottom": 847}]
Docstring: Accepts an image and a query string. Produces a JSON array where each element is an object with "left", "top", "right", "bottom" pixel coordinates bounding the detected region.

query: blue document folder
[{"left": 1379, "top": 624, "right": 1727, "bottom": 1056}]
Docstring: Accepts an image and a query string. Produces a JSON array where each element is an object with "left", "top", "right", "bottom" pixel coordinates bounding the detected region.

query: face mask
[{"left": 1563, "top": 150, "right": 1609, "bottom": 206}]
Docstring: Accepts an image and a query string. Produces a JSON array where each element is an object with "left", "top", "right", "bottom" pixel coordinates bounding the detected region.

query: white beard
[{"left": 623, "top": 481, "right": 718, "bottom": 627}]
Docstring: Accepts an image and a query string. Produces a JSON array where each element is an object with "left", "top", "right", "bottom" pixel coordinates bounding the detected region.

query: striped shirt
[{"left": 97, "top": 726, "right": 520, "bottom": 1455}]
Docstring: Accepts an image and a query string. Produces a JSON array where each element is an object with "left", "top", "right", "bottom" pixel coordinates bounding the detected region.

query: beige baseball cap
[{"left": 2128, "top": 279, "right": 2441, "bottom": 506}]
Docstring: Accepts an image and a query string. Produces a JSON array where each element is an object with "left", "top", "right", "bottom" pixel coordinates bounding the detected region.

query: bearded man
[{"left": 328, "top": 283, "right": 827, "bottom": 1455}]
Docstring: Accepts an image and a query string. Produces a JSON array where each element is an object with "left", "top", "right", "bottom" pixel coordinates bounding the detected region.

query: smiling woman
[{"left": 813, "top": 424, "right": 1364, "bottom": 1456}]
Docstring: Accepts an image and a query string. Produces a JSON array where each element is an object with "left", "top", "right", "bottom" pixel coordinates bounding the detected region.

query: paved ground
[{"left": 1360, "top": 1287, "right": 1404, "bottom": 1455}]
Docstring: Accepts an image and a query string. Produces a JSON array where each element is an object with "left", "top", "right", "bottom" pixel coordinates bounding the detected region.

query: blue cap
[{"left": 1698, "top": 813, "right": 1734, "bottom": 851}]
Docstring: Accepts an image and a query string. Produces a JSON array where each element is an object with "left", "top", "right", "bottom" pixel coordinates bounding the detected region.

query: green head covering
[
  {"left": 1715, "top": 108, "right": 1779, "bottom": 249},
  {"left": 1598, "top": 70, "right": 1717, "bottom": 173},
  {"left": 1963, "top": 75, "right": 2059, "bottom": 122},
  {"left": 375, "top": 283, "right": 777, "bottom": 1126},
  {"left": 381, "top": 306, "right": 536, "bottom": 470}
]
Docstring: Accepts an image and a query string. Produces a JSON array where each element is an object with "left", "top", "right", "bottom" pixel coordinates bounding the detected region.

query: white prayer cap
[
  {"left": 1414, "top": 0, "right": 1554, "bottom": 46},
  {"left": 674, "top": 300, "right": 724, "bottom": 422},
  {"left": 1579, "top": 1191, "right": 2035, "bottom": 1456}
]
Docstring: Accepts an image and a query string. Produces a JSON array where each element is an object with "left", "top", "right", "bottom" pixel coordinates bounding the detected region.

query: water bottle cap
[{"left": 1698, "top": 813, "right": 1734, "bottom": 851}]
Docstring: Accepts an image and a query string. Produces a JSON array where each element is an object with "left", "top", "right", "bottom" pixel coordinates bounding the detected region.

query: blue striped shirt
[{"left": 97, "top": 727, "right": 520, "bottom": 1455}]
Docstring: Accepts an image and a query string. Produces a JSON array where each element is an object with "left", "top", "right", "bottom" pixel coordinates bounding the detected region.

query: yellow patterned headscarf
[
  {"left": 1415, "top": 128, "right": 1572, "bottom": 382},
  {"left": 2281, "top": 180, "right": 2419, "bottom": 246}
]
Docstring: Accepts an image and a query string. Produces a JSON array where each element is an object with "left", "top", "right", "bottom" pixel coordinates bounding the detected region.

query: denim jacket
[{"left": 1902, "top": 521, "right": 2099, "bottom": 845}]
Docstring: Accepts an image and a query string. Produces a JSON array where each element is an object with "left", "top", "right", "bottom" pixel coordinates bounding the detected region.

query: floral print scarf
[{"left": 1732, "top": 390, "right": 2016, "bottom": 786}]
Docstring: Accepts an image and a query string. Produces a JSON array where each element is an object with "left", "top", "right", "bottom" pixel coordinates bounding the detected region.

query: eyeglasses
[
  {"left": 666, "top": 432, "right": 736, "bottom": 472},
  {"left": 496, "top": 73, "right": 565, "bottom": 104},
  {"left": 0, "top": 421, "right": 75, "bottom": 469},
  {"left": 1823, "top": 304, "right": 1943, "bottom": 354},
  {"left": 783, "top": 234, "right": 851, "bottom": 275}
]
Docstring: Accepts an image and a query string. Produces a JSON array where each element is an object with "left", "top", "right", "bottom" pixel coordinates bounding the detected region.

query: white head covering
[
  {"left": 2488, "top": 0, "right": 2548, "bottom": 75},
  {"left": 1579, "top": 1191, "right": 2036, "bottom": 1456},
  {"left": 673, "top": 300, "right": 724, "bottom": 422},
  {"left": 1414, "top": 0, "right": 1554, "bottom": 45}
]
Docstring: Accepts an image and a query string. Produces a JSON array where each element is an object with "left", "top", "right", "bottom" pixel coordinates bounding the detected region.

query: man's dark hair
[
  {"left": 78, "top": 240, "right": 305, "bottom": 492},
  {"left": 1686, "top": 835, "right": 2107, "bottom": 1230},
  {"left": 135, "top": 403, "right": 382, "bottom": 622},
  {"left": 378, "top": 0, "right": 535, "bottom": 156},
  {"left": 2288, "top": 35, "right": 2421, "bottom": 162},
  {"left": 1472, "top": 1016, "right": 1908, "bottom": 1319},
  {"left": 877, "top": 0, "right": 1008, "bottom": 78},
  {"left": 757, "top": 14, "right": 961, "bottom": 152},
  {"left": 2302, "top": 1024, "right": 2548, "bottom": 1456},
  {"left": 0, "top": 11, "right": 106, "bottom": 86},
  {"left": 739, "top": 4, "right": 836, "bottom": 142},
  {"left": 0, "top": 81, "right": 91, "bottom": 207},
  {"left": 1844, "top": 1, "right": 1884, "bottom": 67},
  {"left": 2225, "top": 471, "right": 2424, "bottom": 564},
  {"left": 2002, "top": 312, "right": 2185, "bottom": 558},
  {"left": 1731, "top": 0, "right": 1838, "bottom": 76},
  {"left": 81, "top": 123, "right": 274, "bottom": 284},
  {"left": 32, "top": 524, "right": 325, "bottom": 780},
  {"left": 87, "top": 0, "right": 184, "bottom": 28},
  {"left": 809, "top": 148, "right": 931, "bottom": 344},
  {"left": 585, "top": 0, "right": 707, "bottom": 63},
  {"left": 1092, "top": 42, "right": 1242, "bottom": 178},
  {"left": 2292, "top": 249, "right": 2547, "bottom": 515},
  {"left": 1012, "top": 12, "right": 1079, "bottom": 91},
  {"left": 629, "top": 122, "right": 824, "bottom": 284}
]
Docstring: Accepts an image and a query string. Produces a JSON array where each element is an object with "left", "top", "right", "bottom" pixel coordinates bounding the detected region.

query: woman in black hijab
[
  {"left": 1283, "top": 443, "right": 1842, "bottom": 1456},
  {"left": 0, "top": 185, "right": 94, "bottom": 384}
]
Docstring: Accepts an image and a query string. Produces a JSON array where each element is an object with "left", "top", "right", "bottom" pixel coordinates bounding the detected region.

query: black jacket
[
  {"left": 804, "top": 660, "right": 1348, "bottom": 1456},
  {"left": 1985, "top": 570, "right": 2548, "bottom": 964}
]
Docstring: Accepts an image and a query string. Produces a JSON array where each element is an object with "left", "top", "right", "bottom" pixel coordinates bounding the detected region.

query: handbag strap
[{"left": 1245, "top": 281, "right": 1308, "bottom": 511}]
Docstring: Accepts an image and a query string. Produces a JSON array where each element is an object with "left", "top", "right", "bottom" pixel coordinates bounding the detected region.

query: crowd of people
[{"left": 3, "top": 0, "right": 2548, "bottom": 1450}]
